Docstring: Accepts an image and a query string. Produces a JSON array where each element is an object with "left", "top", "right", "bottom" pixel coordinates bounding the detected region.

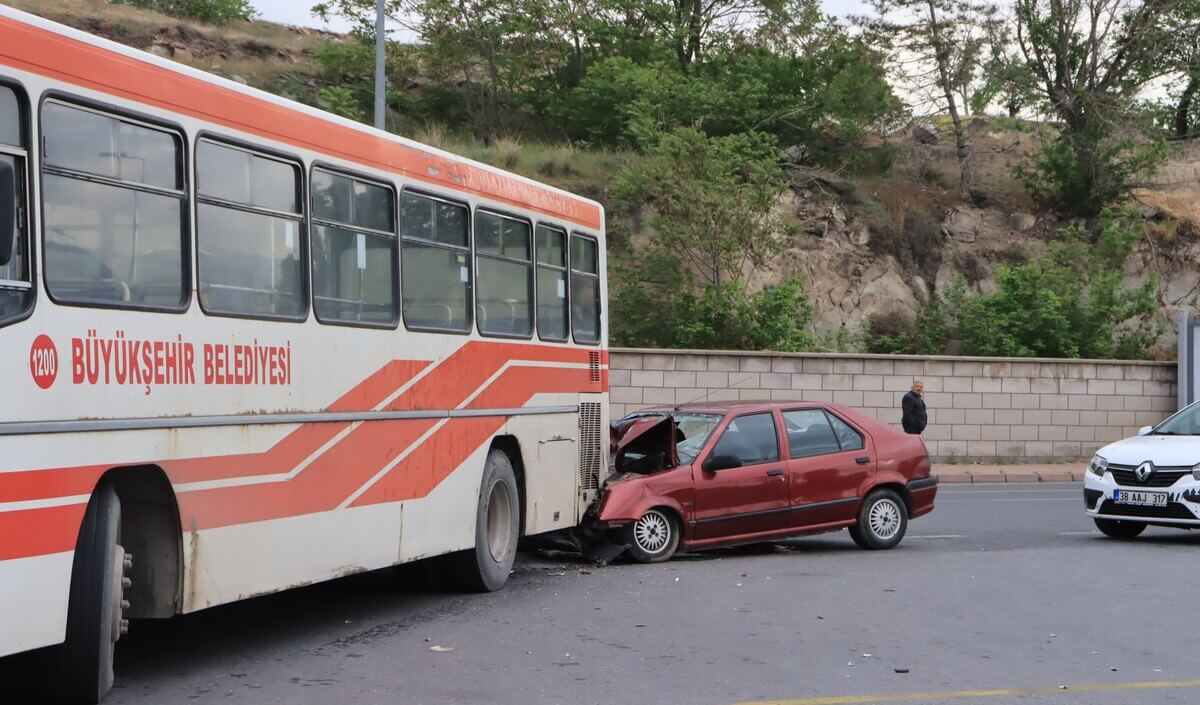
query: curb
[{"left": 935, "top": 470, "right": 1083, "bottom": 484}]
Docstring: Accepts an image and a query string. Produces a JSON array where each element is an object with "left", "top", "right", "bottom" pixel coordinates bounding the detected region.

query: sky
[{"left": 249, "top": 0, "right": 870, "bottom": 33}]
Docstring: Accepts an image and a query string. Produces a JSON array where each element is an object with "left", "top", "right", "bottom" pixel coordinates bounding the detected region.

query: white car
[{"left": 1084, "top": 404, "right": 1200, "bottom": 538}]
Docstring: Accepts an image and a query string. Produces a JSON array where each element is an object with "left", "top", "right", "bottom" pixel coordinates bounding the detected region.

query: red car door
[
  {"left": 780, "top": 407, "right": 874, "bottom": 526},
  {"left": 691, "top": 411, "right": 791, "bottom": 541}
]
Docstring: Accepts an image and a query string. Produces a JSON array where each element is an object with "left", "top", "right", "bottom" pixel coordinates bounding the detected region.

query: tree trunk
[
  {"left": 687, "top": 0, "right": 702, "bottom": 65},
  {"left": 926, "top": 0, "right": 973, "bottom": 199},
  {"left": 1176, "top": 72, "right": 1199, "bottom": 139}
]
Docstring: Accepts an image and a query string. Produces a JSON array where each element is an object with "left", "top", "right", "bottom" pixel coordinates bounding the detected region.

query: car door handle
[
  {"left": 766, "top": 468, "right": 784, "bottom": 477},
  {"left": 856, "top": 456, "right": 871, "bottom": 465}
]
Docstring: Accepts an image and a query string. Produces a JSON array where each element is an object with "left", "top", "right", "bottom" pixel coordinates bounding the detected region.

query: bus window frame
[
  {"left": 38, "top": 91, "right": 192, "bottom": 314},
  {"left": 193, "top": 130, "right": 309, "bottom": 323},
  {"left": 0, "top": 77, "right": 35, "bottom": 329},
  {"left": 533, "top": 220, "right": 569, "bottom": 344},
  {"left": 398, "top": 186, "right": 474, "bottom": 336},
  {"left": 569, "top": 231, "right": 602, "bottom": 346},
  {"left": 473, "top": 206, "right": 534, "bottom": 341},
  {"left": 308, "top": 160, "right": 400, "bottom": 330}
]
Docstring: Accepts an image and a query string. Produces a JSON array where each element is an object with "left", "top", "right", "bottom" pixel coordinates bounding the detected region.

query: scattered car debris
[
  {"left": 894, "top": 668, "right": 909, "bottom": 674},
  {"left": 429, "top": 645, "right": 455, "bottom": 653}
]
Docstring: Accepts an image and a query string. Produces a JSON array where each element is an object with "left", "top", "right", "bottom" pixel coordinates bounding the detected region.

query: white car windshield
[{"left": 1151, "top": 405, "right": 1200, "bottom": 435}]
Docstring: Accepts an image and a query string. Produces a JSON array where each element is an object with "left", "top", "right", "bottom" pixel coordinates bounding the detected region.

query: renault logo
[{"left": 1135, "top": 461, "right": 1154, "bottom": 483}]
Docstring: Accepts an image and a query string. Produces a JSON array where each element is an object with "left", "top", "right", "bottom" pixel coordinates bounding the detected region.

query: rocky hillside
[{"left": 745, "top": 126, "right": 1200, "bottom": 352}]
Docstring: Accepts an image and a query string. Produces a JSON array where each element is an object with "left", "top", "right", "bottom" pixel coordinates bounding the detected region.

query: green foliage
[
  {"left": 614, "top": 267, "right": 816, "bottom": 352},
  {"left": 863, "top": 298, "right": 951, "bottom": 355},
  {"left": 560, "top": 39, "right": 902, "bottom": 152},
  {"left": 112, "top": 0, "right": 255, "bottom": 23},
  {"left": 610, "top": 127, "right": 813, "bottom": 352},
  {"left": 318, "top": 85, "right": 367, "bottom": 122},
  {"left": 1018, "top": 134, "right": 1167, "bottom": 217},
  {"left": 614, "top": 128, "right": 791, "bottom": 291},
  {"left": 946, "top": 212, "right": 1161, "bottom": 359},
  {"left": 308, "top": 38, "right": 421, "bottom": 128}
]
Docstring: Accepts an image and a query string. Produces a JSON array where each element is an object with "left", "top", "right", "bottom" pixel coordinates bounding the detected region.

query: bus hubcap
[{"left": 485, "top": 481, "right": 514, "bottom": 562}]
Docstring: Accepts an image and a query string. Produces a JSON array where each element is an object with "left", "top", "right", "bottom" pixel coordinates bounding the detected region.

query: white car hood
[{"left": 1097, "top": 435, "right": 1200, "bottom": 467}]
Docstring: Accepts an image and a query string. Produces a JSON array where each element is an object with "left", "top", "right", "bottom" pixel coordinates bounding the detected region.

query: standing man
[{"left": 901, "top": 381, "right": 927, "bottom": 435}]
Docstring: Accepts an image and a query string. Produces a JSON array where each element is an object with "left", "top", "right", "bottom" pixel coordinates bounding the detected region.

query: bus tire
[
  {"left": 53, "top": 485, "right": 129, "bottom": 705},
  {"left": 452, "top": 449, "right": 520, "bottom": 593}
]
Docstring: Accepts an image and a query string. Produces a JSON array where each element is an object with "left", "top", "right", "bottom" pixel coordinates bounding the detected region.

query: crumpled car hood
[{"left": 609, "top": 415, "right": 679, "bottom": 475}]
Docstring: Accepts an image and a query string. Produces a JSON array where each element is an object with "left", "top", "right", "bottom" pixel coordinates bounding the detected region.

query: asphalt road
[{"left": 8, "top": 483, "right": 1200, "bottom": 705}]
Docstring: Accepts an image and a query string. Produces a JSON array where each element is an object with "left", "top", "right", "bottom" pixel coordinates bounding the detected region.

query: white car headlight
[
  {"left": 1088, "top": 455, "right": 1108, "bottom": 476},
  {"left": 1193, "top": 463, "right": 1200, "bottom": 481}
]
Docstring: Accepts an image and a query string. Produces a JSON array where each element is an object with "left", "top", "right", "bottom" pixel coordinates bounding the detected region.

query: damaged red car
[{"left": 595, "top": 401, "right": 938, "bottom": 563}]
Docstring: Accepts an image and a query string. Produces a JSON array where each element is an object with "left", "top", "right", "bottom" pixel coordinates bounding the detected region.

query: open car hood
[{"left": 609, "top": 415, "right": 680, "bottom": 475}]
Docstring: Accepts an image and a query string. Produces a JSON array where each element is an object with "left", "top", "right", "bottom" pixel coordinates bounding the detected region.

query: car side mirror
[
  {"left": 0, "top": 160, "right": 15, "bottom": 267},
  {"left": 1137, "top": 425, "right": 1154, "bottom": 436},
  {"left": 703, "top": 455, "right": 743, "bottom": 472}
]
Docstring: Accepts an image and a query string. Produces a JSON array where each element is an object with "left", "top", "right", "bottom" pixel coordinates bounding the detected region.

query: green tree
[
  {"left": 862, "top": 0, "right": 1001, "bottom": 199},
  {"left": 610, "top": 128, "right": 814, "bottom": 350},
  {"left": 1014, "top": 0, "right": 1200, "bottom": 214}
]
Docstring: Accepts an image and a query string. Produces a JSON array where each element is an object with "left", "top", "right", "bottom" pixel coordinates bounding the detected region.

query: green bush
[
  {"left": 613, "top": 268, "right": 815, "bottom": 352},
  {"left": 946, "top": 212, "right": 1161, "bottom": 359},
  {"left": 1017, "top": 134, "right": 1167, "bottom": 217},
  {"left": 112, "top": 0, "right": 256, "bottom": 24}
]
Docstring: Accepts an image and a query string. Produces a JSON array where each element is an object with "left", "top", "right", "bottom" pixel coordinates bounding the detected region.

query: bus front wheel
[
  {"left": 52, "top": 485, "right": 131, "bottom": 705},
  {"left": 451, "top": 449, "right": 520, "bottom": 592}
]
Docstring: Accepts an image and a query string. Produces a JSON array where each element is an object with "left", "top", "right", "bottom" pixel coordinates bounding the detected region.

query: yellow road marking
[{"left": 728, "top": 679, "right": 1200, "bottom": 705}]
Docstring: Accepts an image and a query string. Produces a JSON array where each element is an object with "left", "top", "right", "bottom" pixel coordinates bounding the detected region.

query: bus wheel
[
  {"left": 53, "top": 485, "right": 131, "bottom": 705},
  {"left": 452, "top": 449, "right": 520, "bottom": 592}
]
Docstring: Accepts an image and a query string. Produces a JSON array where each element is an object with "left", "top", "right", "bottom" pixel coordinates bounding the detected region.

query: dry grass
[{"left": 493, "top": 136, "right": 523, "bottom": 170}]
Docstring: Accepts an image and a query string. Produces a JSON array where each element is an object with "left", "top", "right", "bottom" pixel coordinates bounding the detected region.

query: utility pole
[{"left": 373, "top": 0, "right": 386, "bottom": 130}]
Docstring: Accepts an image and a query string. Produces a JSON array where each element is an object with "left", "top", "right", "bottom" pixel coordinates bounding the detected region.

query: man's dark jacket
[{"left": 901, "top": 391, "right": 927, "bottom": 435}]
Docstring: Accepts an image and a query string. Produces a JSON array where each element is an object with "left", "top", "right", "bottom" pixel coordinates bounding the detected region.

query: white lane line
[
  {"left": 940, "top": 486, "right": 1084, "bottom": 493},
  {"left": 952, "top": 497, "right": 1079, "bottom": 502},
  {"left": 906, "top": 534, "right": 965, "bottom": 539}
]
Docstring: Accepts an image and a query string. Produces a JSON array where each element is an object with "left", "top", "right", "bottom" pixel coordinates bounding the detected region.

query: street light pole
[{"left": 373, "top": 0, "right": 386, "bottom": 130}]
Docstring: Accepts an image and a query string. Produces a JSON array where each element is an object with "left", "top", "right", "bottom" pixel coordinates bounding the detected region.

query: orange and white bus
[{"left": 0, "top": 7, "right": 608, "bottom": 702}]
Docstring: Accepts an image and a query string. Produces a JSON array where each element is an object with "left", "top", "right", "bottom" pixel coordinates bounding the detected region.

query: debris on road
[
  {"left": 429, "top": 645, "right": 455, "bottom": 653},
  {"left": 894, "top": 668, "right": 909, "bottom": 674}
]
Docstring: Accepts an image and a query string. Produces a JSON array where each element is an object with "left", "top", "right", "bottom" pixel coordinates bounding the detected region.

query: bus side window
[
  {"left": 41, "top": 101, "right": 187, "bottom": 310},
  {"left": 310, "top": 168, "right": 397, "bottom": 327},
  {"left": 535, "top": 224, "right": 568, "bottom": 342},
  {"left": 399, "top": 192, "right": 471, "bottom": 332},
  {"left": 0, "top": 83, "right": 32, "bottom": 323},
  {"left": 570, "top": 234, "right": 600, "bottom": 344},
  {"left": 196, "top": 140, "right": 306, "bottom": 320},
  {"left": 475, "top": 210, "right": 532, "bottom": 338}
]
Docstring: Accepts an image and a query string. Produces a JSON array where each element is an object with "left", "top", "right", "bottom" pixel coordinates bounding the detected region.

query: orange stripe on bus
[
  {"left": 0, "top": 343, "right": 599, "bottom": 558},
  {"left": 353, "top": 365, "right": 593, "bottom": 506},
  {"left": 0, "top": 504, "right": 85, "bottom": 562},
  {"left": 0, "top": 16, "right": 602, "bottom": 230}
]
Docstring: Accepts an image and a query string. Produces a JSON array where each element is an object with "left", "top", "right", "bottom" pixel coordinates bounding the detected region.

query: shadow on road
[{"left": 0, "top": 560, "right": 465, "bottom": 703}]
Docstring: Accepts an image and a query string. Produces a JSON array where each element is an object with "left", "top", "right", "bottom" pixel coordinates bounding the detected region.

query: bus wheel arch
[{"left": 99, "top": 465, "right": 183, "bottom": 619}]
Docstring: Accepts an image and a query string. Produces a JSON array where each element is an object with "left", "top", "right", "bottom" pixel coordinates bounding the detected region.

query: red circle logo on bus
[{"left": 29, "top": 335, "right": 58, "bottom": 389}]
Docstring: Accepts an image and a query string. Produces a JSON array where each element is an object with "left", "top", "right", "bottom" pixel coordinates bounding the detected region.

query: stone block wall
[{"left": 610, "top": 349, "right": 1178, "bottom": 462}]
